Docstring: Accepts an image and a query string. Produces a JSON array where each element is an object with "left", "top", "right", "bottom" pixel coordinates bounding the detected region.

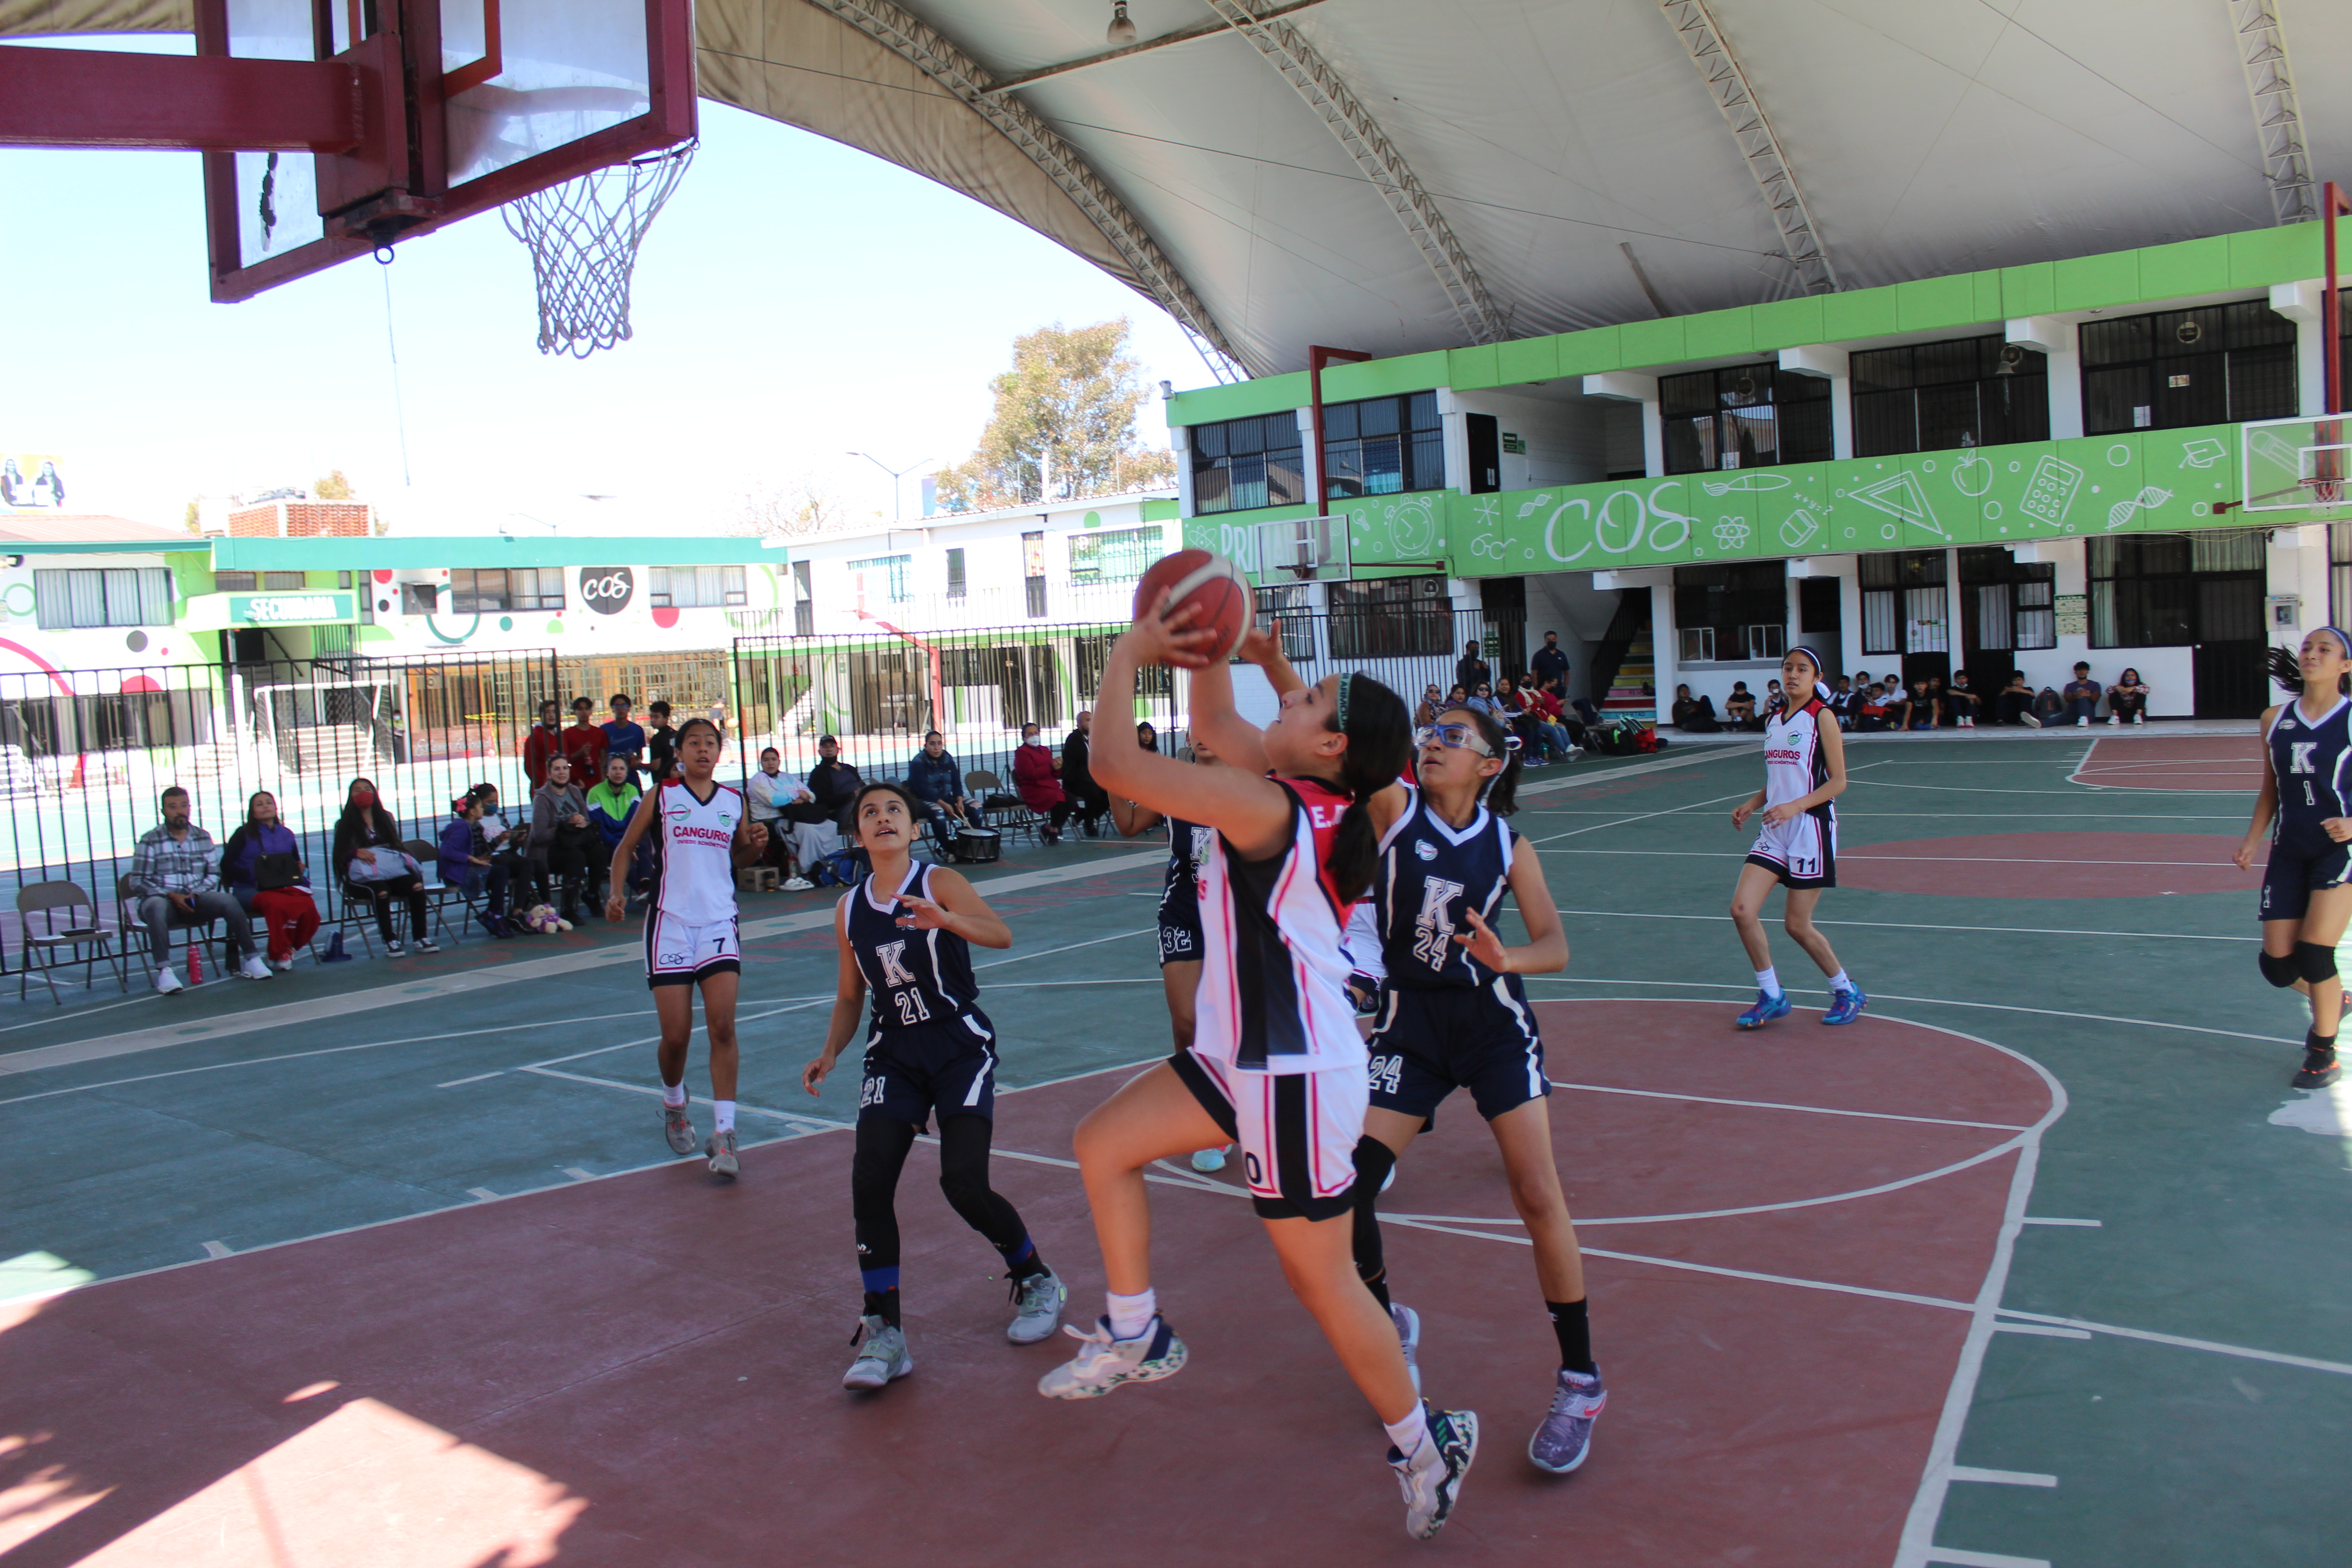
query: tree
[
  {"left": 931, "top": 318, "right": 1175, "bottom": 513},
  {"left": 183, "top": 498, "right": 201, "bottom": 535},
  {"left": 737, "top": 474, "right": 845, "bottom": 541},
  {"left": 314, "top": 469, "right": 354, "bottom": 500}
]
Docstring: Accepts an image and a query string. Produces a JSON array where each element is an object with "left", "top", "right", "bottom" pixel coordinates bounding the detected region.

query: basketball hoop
[{"left": 501, "top": 141, "right": 695, "bottom": 358}]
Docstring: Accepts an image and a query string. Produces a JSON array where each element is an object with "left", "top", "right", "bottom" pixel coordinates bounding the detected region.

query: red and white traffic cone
[{"left": 186, "top": 941, "right": 203, "bottom": 986}]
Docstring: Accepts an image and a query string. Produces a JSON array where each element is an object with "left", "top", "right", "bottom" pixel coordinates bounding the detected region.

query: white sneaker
[
  {"left": 1391, "top": 1406, "right": 1480, "bottom": 1541},
  {"left": 1189, "top": 1145, "right": 1229, "bottom": 1173},
  {"left": 153, "top": 965, "right": 182, "bottom": 995},
  {"left": 2133, "top": 713, "right": 2144, "bottom": 725},
  {"left": 842, "top": 1315, "right": 913, "bottom": 1391},
  {"left": 270, "top": 956, "right": 294, "bottom": 972},
  {"left": 2076, "top": 716, "right": 2089, "bottom": 726},
  {"left": 2106, "top": 715, "right": 2118, "bottom": 725},
  {"left": 782, "top": 876, "right": 814, "bottom": 892},
  {"left": 1007, "top": 1269, "right": 1066, "bottom": 1344},
  {"left": 1037, "top": 1314, "right": 1187, "bottom": 1399},
  {"left": 385, "top": 940, "right": 405, "bottom": 957},
  {"left": 2019, "top": 713, "right": 2041, "bottom": 728},
  {"left": 238, "top": 955, "right": 272, "bottom": 980}
]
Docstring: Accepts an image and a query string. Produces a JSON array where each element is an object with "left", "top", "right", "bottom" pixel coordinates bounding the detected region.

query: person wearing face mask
[
  {"left": 1063, "top": 710, "right": 1111, "bottom": 837},
  {"left": 524, "top": 700, "right": 564, "bottom": 790},
  {"left": 906, "top": 729, "right": 973, "bottom": 846},
  {"left": 334, "top": 777, "right": 436, "bottom": 957},
  {"left": 1013, "top": 720, "right": 1074, "bottom": 844}
]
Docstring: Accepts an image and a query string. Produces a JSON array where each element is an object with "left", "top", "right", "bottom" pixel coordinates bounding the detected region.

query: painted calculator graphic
[{"left": 2019, "top": 456, "right": 2085, "bottom": 526}]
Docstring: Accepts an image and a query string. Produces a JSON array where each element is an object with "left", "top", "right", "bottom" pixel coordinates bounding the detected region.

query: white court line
[
  {"left": 1541, "top": 848, "right": 2246, "bottom": 868},
  {"left": 200, "top": 1240, "right": 232, "bottom": 1259},
  {"left": 1922, "top": 1550, "right": 2050, "bottom": 1568},
  {"left": 516, "top": 1066, "right": 846, "bottom": 1133},
  {"left": 2020, "top": 1217, "right": 2102, "bottom": 1227},
  {"left": 1527, "top": 790, "right": 1779, "bottom": 845},
  {"left": 437, "top": 1072, "right": 503, "bottom": 1089},
  {"left": 1859, "top": 778, "right": 2249, "bottom": 796},
  {"left": 975, "top": 928, "right": 1153, "bottom": 968},
  {"left": 464, "top": 1187, "right": 498, "bottom": 1201},
  {"left": 1994, "top": 1322, "right": 2092, "bottom": 1339},
  {"left": 1550, "top": 1079, "right": 2027, "bottom": 1132},
  {"left": 1949, "top": 1468, "right": 2058, "bottom": 1488},
  {"left": 1551, "top": 908, "right": 2258, "bottom": 944}
]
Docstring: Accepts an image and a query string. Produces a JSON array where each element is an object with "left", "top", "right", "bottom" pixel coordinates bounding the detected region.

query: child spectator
[
  {"left": 1725, "top": 682, "right": 1758, "bottom": 728},
  {"left": 1945, "top": 672, "right": 1981, "bottom": 728},
  {"left": 2107, "top": 668, "right": 2149, "bottom": 725},
  {"left": 438, "top": 789, "right": 512, "bottom": 940},
  {"left": 1998, "top": 671, "right": 2037, "bottom": 726}
]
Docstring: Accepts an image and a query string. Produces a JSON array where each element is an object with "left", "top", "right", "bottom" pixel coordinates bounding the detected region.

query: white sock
[
  {"left": 660, "top": 1079, "right": 687, "bottom": 1108},
  {"left": 1827, "top": 969, "right": 1852, "bottom": 993},
  {"left": 1384, "top": 1403, "right": 1431, "bottom": 1461},
  {"left": 714, "top": 1100, "right": 736, "bottom": 1133},
  {"left": 1755, "top": 966, "right": 1782, "bottom": 997},
  {"left": 1107, "top": 1288, "right": 1157, "bottom": 1340}
]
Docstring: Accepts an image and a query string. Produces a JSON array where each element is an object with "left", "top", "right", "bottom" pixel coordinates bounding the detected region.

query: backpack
[{"left": 813, "top": 846, "right": 869, "bottom": 888}]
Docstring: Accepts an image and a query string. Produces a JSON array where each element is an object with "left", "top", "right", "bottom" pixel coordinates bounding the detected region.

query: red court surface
[
  {"left": 0, "top": 1001, "right": 2054, "bottom": 1568},
  {"left": 2068, "top": 735, "right": 2263, "bottom": 791},
  {"left": 1841, "top": 831, "right": 2257, "bottom": 898}
]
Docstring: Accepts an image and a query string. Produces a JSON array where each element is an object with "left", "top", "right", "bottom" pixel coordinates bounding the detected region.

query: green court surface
[{"left": 4, "top": 729, "right": 2347, "bottom": 1568}]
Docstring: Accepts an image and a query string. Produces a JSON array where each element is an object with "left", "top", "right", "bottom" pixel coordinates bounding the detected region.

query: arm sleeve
[{"left": 1343, "top": 899, "right": 1387, "bottom": 984}]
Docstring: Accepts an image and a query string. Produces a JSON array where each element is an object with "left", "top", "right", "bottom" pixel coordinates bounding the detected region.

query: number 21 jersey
[{"left": 844, "top": 862, "right": 980, "bottom": 1029}]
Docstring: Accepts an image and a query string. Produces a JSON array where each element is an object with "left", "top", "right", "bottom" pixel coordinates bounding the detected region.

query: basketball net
[{"left": 501, "top": 141, "right": 695, "bottom": 358}]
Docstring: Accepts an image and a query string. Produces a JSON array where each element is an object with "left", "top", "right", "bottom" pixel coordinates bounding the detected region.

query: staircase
[{"left": 1602, "top": 631, "right": 1658, "bottom": 726}]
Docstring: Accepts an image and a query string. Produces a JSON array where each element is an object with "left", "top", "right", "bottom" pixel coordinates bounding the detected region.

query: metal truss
[
  {"left": 808, "top": 0, "right": 1253, "bottom": 381},
  {"left": 1656, "top": 0, "right": 1838, "bottom": 294},
  {"left": 2225, "top": 0, "right": 2316, "bottom": 225},
  {"left": 1198, "top": 0, "right": 1507, "bottom": 346}
]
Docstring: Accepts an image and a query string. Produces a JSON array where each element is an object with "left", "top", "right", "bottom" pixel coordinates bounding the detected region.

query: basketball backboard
[
  {"left": 196, "top": 0, "right": 694, "bottom": 303},
  {"left": 2243, "top": 415, "right": 2350, "bottom": 513},
  {"left": 1251, "top": 513, "right": 1351, "bottom": 583}
]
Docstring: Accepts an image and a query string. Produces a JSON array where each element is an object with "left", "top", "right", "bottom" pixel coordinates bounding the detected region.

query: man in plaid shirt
[{"left": 128, "top": 786, "right": 269, "bottom": 992}]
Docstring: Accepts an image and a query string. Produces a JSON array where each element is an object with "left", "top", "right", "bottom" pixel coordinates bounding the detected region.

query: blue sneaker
[
  {"left": 1735, "top": 990, "right": 1792, "bottom": 1029},
  {"left": 1822, "top": 985, "right": 1869, "bottom": 1025}
]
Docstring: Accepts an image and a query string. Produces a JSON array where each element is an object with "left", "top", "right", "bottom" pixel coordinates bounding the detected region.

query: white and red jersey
[
  {"left": 1193, "top": 775, "right": 1364, "bottom": 1074},
  {"left": 651, "top": 778, "right": 744, "bottom": 925},
  {"left": 1762, "top": 697, "right": 1833, "bottom": 815}
]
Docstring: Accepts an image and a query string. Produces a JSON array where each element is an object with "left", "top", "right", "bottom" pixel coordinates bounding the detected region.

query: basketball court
[{"left": 5, "top": 730, "right": 2348, "bottom": 1568}]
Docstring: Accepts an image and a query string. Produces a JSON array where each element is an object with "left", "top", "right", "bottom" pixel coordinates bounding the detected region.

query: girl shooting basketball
[
  {"left": 605, "top": 717, "right": 767, "bottom": 1176},
  {"left": 1040, "top": 596, "right": 1480, "bottom": 1543},
  {"left": 801, "top": 782, "right": 1065, "bottom": 1391},
  {"left": 2235, "top": 631, "right": 2352, "bottom": 1089},
  {"left": 1728, "top": 647, "right": 1866, "bottom": 1029}
]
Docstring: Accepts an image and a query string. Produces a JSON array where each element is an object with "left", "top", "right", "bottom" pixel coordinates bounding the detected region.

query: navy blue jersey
[
  {"left": 843, "top": 862, "right": 980, "bottom": 1030},
  {"left": 1161, "top": 817, "right": 1210, "bottom": 927},
  {"left": 1370, "top": 789, "right": 1524, "bottom": 993},
  {"left": 2268, "top": 696, "right": 2352, "bottom": 838}
]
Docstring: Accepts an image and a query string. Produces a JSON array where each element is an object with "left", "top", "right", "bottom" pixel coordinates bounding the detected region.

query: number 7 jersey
[{"left": 843, "top": 862, "right": 980, "bottom": 1029}]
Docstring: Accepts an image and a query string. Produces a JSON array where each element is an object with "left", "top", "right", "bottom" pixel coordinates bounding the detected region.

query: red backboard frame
[{"left": 198, "top": 0, "right": 695, "bottom": 304}]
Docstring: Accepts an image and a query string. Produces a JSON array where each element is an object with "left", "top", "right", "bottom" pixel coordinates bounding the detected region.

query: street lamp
[{"left": 847, "top": 451, "right": 932, "bottom": 524}]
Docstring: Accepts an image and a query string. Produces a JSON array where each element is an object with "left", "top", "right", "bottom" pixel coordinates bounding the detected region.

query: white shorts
[
  {"left": 644, "top": 911, "right": 741, "bottom": 988},
  {"left": 1747, "top": 808, "right": 1837, "bottom": 890},
  {"left": 1171, "top": 1049, "right": 1367, "bottom": 1221}
]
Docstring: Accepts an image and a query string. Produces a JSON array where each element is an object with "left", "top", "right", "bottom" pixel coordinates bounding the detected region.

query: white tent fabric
[{"left": 8, "top": 0, "right": 2348, "bottom": 381}]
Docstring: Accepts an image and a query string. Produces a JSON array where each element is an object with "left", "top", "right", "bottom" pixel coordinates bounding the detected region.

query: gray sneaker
[
  {"left": 1392, "top": 1301, "right": 1422, "bottom": 1396},
  {"left": 662, "top": 1100, "right": 696, "bottom": 1155},
  {"left": 1527, "top": 1367, "right": 1607, "bottom": 1474},
  {"left": 705, "top": 1127, "right": 739, "bottom": 1178},
  {"left": 843, "top": 1315, "right": 912, "bottom": 1391},
  {"left": 1391, "top": 1404, "right": 1479, "bottom": 1541},
  {"left": 1036, "top": 1314, "right": 1187, "bottom": 1399},
  {"left": 1006, "top": 1269, "right": 1066, "bottom": 1344}
]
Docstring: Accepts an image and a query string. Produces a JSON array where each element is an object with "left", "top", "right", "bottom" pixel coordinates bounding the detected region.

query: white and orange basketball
[{"left": 1134, "top": 549, "right": 1253, "bottom": 664}]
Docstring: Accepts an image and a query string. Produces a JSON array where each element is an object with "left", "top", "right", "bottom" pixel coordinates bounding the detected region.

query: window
[
  {"left": 1958, "top": 545, "right": 2056, "bottom": 652},
  {"left": 337, "top": 571, "right": 352, "bottom": 589},
  {"left": 844, "top": 556, "right": 911, "bottom": 604},
  {"left": 2081, "top": 301, "right": 2297, "bottom": 435},
  {"left": 401, "top": 582, "right": 438, "bottom": 615},
  {"left": 214, "top": 570, "right": 258, "bottom": 592},
  {"left": 261, "top": 571, "right": 305, "bottom": 591},
  {"left": 34, "top": 567, "right": 174, "bottom": 629},
  {"left": 792, "top": 559, "right": 813, "bottom": 636},
  {"left": 649, "top": 564, "right": 750, "bottom": 608},
  {"left": 449, "top": 568, "right": 563, "bottom": 613},
  {"left": 1858, "top": 551, "right": 1949, "bottom": 656},
  {"left": 1852, "top": 336, "right": 2048, "bottom": 457},
  {"left": 1069, "top": 526, "right": 1164, "bottom": 584},
  {"left": 1322, "top": 392, "right": 1445, "bottom": 500},
  {"left": 1023, "top": 531, "right": 1046, "bottom": 619},
  {"left": 1191, "top": 413, "right": 1305, "bottom": 515},
  {"left": 1328, "top": 574, "right": 1452, "bottom": 658},
  {"left": 945, "top": 548, "right": 966, "bottom": 601},
  {"left": 1252, "top": 583, "right": 1316, "bottom": 662},
  {"left": 2089, "top": 531, "right": 2265, "bottom": 647},
  {"left": 1660, "top": 365, "right": 1832, "bottom": 475},
  {"left": 1671, "top": 562, "right": 1787, "bottom": 661}
]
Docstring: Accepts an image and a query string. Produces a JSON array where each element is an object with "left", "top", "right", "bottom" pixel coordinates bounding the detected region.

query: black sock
[
  {"left": 1365, "top": 1273, "right": 1392, "bottom": 1312},
  {"left": 863, "top": 1286, "right": 901, "bottom": 1328},
  {"left": 2310, "top": 1031, "right": 2338, "bottom": 1057},
  {"left": 1547, "top": 1298, "right": 1594, "bottom": 1374}
]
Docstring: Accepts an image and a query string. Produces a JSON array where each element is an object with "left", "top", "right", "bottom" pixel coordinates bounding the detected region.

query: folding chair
[
  {"left": 965, "top": 769, "right": 1044, "bottom": 846},
  {"left": 405, "top": 839, "right": 474, "bottom": 945},
  {"left": 115, "top": 875, "right": 235, "bottom": 987},
  {"left": 17, "top": 881, "right": 124, "bottom": 1004}
]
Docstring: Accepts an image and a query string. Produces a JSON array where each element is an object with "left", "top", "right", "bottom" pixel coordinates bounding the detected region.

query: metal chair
[
  {"left": 405, "top": 838, "right": 473, "bottom": 944},
  {"left": 114, "top": 875, "right": 235, "bottom": 987},
  {"left": 17, "top": 881, "right": 124, "bottom": 1004},
  {"left": 965, "top": 769, "right": 1044, "bottom": 845}
]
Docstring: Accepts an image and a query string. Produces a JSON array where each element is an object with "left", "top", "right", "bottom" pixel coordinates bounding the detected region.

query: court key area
[{"left": 3, "top": 729, "right": 2347, "bottom": 1568}]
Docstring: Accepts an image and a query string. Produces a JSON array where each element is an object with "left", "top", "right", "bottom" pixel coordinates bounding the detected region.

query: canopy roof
[{"left": 10, "top": 0, "right": 2347, "bottom": 382}]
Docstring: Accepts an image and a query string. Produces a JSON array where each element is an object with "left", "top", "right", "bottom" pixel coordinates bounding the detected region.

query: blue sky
[{"left": 0, "top": 34, "right": 1204, "bottom": 533}]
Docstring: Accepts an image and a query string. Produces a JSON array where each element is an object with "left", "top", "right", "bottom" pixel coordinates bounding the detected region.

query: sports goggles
[{"left": 1413, "top": 723, "right": 1521, "bottom": 756}]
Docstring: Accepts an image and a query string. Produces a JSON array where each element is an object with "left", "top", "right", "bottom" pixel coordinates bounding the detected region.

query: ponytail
[
  {"left": 2272, "top": 638, "right": 2352, "bottom": 696},
  {"left": 1444, "top": 704, "right": 1523, "bottom": 818},
  {"left": 1324, "top": 672, "right": 1411, "bottom": 903}
]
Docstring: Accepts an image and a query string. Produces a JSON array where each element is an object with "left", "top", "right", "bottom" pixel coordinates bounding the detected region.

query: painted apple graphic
[{"left": 1953, "top": 451, "right": 1993, "bottom": 497}]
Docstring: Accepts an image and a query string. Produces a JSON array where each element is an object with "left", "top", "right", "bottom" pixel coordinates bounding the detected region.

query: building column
[
  {"left": 1584, "top": 373, "right": 1663, "bottom": 478},
  {"left": 1778, "top": 345, "right": 1852, "bottom": 460},
  {"left": 1437, "top": 389, "right": 1472, "bottom": 494},
  {"left": 2008, "top": 316, "right": 2081, "bottom": 439},
  {"left": 1294, "top": 406, "right": 1320, "bottom": 510},
  {"left": 1171, "top": 424, "right": 1195, "bottom": 517},
  {"left": 2270, "top": 279, "right": 2329, "bottom": 416},
  {"left": 1945, "top": 547, "right": 1966, "bottom": 675}
]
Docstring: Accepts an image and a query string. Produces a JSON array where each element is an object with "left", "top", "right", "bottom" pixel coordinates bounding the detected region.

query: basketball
[{"left": 1133, "top": 549, "right": 1253, "bottom": 664}]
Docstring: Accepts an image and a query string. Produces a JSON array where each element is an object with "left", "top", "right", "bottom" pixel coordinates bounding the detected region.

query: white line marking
[
  {"left": 1948, "top": 1468, "right": 2057, "bottom": 1488},
  {"left": 975, "top": 928, "right": 1154, "bottom": 968},
  {"left": 560, "top": 1167, "right": 593, "bottom": 1181},
  {"left": 464, "top": 1187, "right": 498, "bottom": 1201},
  {"left": 437, "top": 1072, "right": 503, "bottom": 1088},
  {"left": 1921, "top": 1550, "right": 2051, "bottom": 1568},
  {"left": 2020, "top": 1217, "right": 2102, "bottom": 1227},
  {"left": 200, "top": 1240, "right": 232, "bottom": 1259},
  {"left": 1543, "top": 848, "right": 2247, "bottom": 868},
  {"left": 1550, "top": 1079, "right": 2028, "bottom": 1132},
  {"left": 1550, "top": 908, "right": 2257, "bottom": 943},
  {"left": 515, "top": 1066, "right": 847, "bottom": 1134},
  {"left": 1994, "top": 1310, "right": 2352, "bottom": 1377},
  {"left": 1993, "top": 1322, "right": 2092, "bottom": 1339},
  {"left": 1860, "top": 777, "right": 2247, "bottom": 796}
]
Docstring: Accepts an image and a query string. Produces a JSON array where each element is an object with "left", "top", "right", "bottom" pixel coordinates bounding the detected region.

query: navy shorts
[
  {"left": 1366, "top": 983, "right": 1549, "bottom": 1127},
  {"left": 1158, "top": 918, "right": 1203, "bottom": 965},
  {"left": 2261, "top": 833, "right": 2352, "bottom": 922},
  {"left": 858, "top": 1010, "right": 998, "bottom": 1131}
]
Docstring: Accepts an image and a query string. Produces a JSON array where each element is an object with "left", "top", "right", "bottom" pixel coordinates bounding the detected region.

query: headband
[
  {"left": 2323, "top": 627, "right": 2352, "bottom": 659},
  {"left": 1788, "top": 645, "right": 1826, "bottom": 677},
  {"left": 1336, "top": 670, "right": 1355, "bottom": 731}
]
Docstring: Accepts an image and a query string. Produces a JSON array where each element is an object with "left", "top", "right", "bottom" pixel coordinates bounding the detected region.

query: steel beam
[
  {"left": 2225, "top": 0, "right": 2315, "bottom": 225},
  {"left": 0, "top": 43, "right": 360, "bottom": 151}
]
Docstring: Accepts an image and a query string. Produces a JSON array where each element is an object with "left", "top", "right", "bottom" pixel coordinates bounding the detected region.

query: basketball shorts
[
  {"left": 1367, "top": 981, "right": 1549, "bottom": 1127},
  {"left": 1746, "top": 808, "right": 1837, "bottom": 890},
  {"left": 1158, "top": 916, "right": 1203, "bottom": 965},
  {"left": 2261, "top": 833, "right": 2352, "bottom": 922},
  {"left": 859, "top": 1011, "right": 998, "bottom": 1131},
  {"left": 644, "top": 911, "right": 740, "bottom": 988},
  {"left": 1169, "top": 1048, "right": 1366, "bottom": 1222}
]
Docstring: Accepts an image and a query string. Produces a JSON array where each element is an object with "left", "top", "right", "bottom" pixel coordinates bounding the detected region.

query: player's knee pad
[
  {"left": 1350, "top": 1134, "right": 1396, "bottom": 1201},
  {"left": 2259, "top": 949, "right": 2299, "bottom": 988},
  {"left": 2294, "top": 941, "right": 2339, "bottom": 985}
]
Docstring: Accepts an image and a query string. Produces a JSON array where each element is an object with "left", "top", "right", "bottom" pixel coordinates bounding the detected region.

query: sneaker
[
  {"left": 1037, "top": 1314, "right": 1188, "bottom": 1399},
  {"left": 1007, "top": 1269, "right": 1067, "bottom": 1344},
  {"left": 385, "top": 940, "right": 405, "bottom": 957},
  {"left": 705, "top": 1127, "right": 740, "bottom": 1178},
  {"left": 2076, "top": 716, "right": 2089, "bottom": 727},
  {"left": 842, "top": 1315, "right": 913, "bottom": 1391},
  {"left": 2106, "top": 715, "right": 2119, "bottom": 725},
  {"left": 662, "top": 1099, "right": 696, "bottom": 1155},
  {"left": 153, "top": 965, "right": 182, "bottom": 995},
  {"left": 1390, "top": 1405, "right": 1479, "bottom": 1541},
  {"left": 2292, "top": 1047, "right": 2342, "bottom": 1090},
  {"left": 416, "top": 936, "right": 441, "bottom": 953},
  {"left": 2132, "top": 713, "right": 2144, "bottom": 725},
  {"left": 1735, "top": 989, "right": 1792, "bottom": 1029},
  {"left": 2019, "top": 713, "right": 2042, "bottom": 728},
  {"left": 1527, "top": 1367, "right": 1607, "bottom": 1474},
  {"left": 1392, "top": 1302, "right": 1422, "bottom": 1396},
  {"left": 1821, "top": 985, "right": 1869, "bottom": 1025},
  {"left": 270, "top": 956, "right": 294, "bottom": 972},
  {"left": 238, "top": 955, "right": 272, "bottom": 980},
  {"left": 1189, "top": 1145, "right": 1229, "bottom": 1173},
  {"left": 782, "top": 876, "right": 814, "bottom": 892},
  {"left": 477, "top": 913, "right": 510, "bottom": 941}
]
